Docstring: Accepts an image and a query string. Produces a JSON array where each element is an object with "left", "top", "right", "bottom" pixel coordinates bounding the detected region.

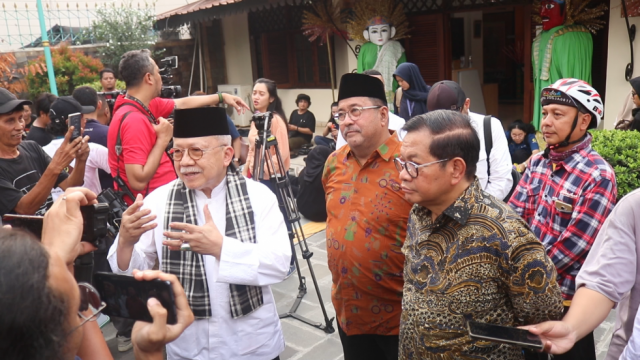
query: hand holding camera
[{"left": 51, "top": 127, "right": 84, "bottom": 172}]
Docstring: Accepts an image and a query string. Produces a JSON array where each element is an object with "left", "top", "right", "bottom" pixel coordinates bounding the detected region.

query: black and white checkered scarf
[{"left": 161, "top": 167, "right": 264, "bottom": 319}]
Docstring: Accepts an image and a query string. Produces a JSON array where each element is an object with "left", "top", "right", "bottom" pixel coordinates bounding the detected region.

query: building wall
[
  {"left": 222, "top": 13, "right": 253, "bottom": 86},
  {"left": 452, "top": 11, "right": 484, "bottom": 84},
  {"left": 605, "top": 0, "right": 640, "bottom": 129}
]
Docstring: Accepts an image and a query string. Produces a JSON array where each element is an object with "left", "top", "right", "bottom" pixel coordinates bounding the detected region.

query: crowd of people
[{"left": 0, "top": 46, "right": 637, "bottom": 360}]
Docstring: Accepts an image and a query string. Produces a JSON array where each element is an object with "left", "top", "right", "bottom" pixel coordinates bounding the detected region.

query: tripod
[{"left": 251, "top": 112, "right": 335, "bottom": 334}]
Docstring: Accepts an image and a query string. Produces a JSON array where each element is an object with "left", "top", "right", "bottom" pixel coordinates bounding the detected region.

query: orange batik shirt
[{"left": 322, "top": 133, "right": 412, "bottom": 336}]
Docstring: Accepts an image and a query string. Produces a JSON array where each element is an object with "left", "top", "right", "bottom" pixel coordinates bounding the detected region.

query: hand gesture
[
  {"left": 154, "top": 117, "right": 174, "bottom": 146},
  {"left": 520, "top": 321, "right": 577, "bottom": 354},
  {"left": 222, "top": 94, "right": 251, "bottom": 115},
  {"left": 131, "top": 270, "right": 194, "bottom": 357},
  {"left": 163, "top": 205, "right": 223, "bottom": 258},
  {"left": 331, "top": 127, "right": 339, "bottom": 139},
  {"left": 50, "top": 127, "right": 83, "bottom": 172},
  {"left": 42, "top": 187, "right": 99, "bottom": 266},
  {"left": 120, "top": 194, "right": 157, "bottom": 247}
]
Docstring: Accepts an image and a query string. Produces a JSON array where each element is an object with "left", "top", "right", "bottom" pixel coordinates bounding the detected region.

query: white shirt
[
  {"left": 42, "top": 138, "right": 110, "bottom": 198},
  {"left": 107, "top": 177, "right": 290, "bottom": 360},
  {"left": 335, "top": 111, "right": 405, "bottom": 149},
  {"left": 467, "top": 111, "right": 513, "bottom": 200}
]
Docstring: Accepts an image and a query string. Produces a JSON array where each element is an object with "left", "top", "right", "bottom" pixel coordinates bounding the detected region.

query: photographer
[
  {"left": 0, "top": 89, "right": 89, "bottom": 217},
  {"left": 0, "top": 187, "right": 194, "bottom": 360},
  {"left": 107, "top": 49, "right": 250, "bottom": 204}
]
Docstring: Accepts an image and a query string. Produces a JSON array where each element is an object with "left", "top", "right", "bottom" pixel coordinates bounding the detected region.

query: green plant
[
  {"left": 591, "top": 129, "right": 640, "bottom": 200},
  {"left": 0, "top": 53, "right": 46, "bottom": 95},
  {"left": 78, "top": 79, "right": 126, "bottom": 91},
  {"left": 25, "top": 43, "right": 103, "bottom": 98},
  {"left": 87, "top": 2, "right": 160, "bottom": 70}
]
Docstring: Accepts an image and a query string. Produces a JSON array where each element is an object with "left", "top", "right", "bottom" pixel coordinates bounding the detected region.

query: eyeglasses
[
  {"left": 69, "top": 282, "right": 107, "bottom": 334},
  {"left": 334, "top": 106, "right": 382, "bottom": 122},
  {"left": 394, "top": 157, "right": 449, "bottom": 178},
  {"left": 169, "top": 145, "right": 226, "bottom": 161}
]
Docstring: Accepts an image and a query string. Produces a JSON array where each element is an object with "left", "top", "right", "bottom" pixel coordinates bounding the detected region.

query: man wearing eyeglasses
[
  {"left": 322, "top": 73, "right": 413, "bottom": 360},
  {"left": 396, "top": 110, "right": 563, "bottom": 360},
  {"left": 109, "top": 106, "right": 291, "bottom": 360}
]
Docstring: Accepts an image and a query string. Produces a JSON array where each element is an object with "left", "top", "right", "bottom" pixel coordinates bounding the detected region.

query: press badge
[{"left": 554, "top": 200, "right": 573, "bottom": 213}]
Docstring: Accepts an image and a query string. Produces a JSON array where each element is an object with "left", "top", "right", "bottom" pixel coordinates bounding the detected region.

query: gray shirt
[{"left": 576, "top": 188, "right": 640, "bottom": 360}]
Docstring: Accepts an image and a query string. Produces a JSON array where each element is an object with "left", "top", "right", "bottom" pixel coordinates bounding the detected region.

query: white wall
[
  {"left": 605, "top": 0, "right": 640, "bottom": 129},
  {"left": 279, "top": 89, "right": 335, "bottom": 130},
  {"left": 453, "top": 11, "right": 484, "bottom": 84},
  {"left": 222, "top": 12, "right": 253, "bottom": 86}
]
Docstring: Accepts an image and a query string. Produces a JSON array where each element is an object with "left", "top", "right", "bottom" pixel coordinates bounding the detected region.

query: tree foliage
[
  {"left": 88, "top": 2, "right": 160, "bottom": 70},
  {"left": 591, "top": 129, "right": 640, "bottom": 200},
  {"left": 25, "top": 43, "right": 103, "bottom": 98},
  {"left": 0, "top": 53, "right": 46, "bottom": 95}
]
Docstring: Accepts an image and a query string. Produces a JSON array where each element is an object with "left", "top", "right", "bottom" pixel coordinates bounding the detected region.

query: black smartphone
[
  {"left": 467, "top": 321, "right": 544, "bottom": 351},
  {"left": 69, "top": 112, "right": 82, "bottom": 142},
  {"left": 93, "top": 272, "right": 178, "bottom": 325},
  {"left": 2, "top": 214, "right": 44, "bottom": 238}
]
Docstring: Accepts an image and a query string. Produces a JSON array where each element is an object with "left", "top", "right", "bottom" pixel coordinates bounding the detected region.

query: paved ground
[{"left": 105, "top": 152, "right": 616, "bottom": 360}]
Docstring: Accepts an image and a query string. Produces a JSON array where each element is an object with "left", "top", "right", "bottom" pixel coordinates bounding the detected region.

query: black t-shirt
[
  {"left": 0, "top": 141, "right": 68, "bottom": 216},
  {"left": 295, "top": 168, "right": 327, "bottom": 222},
  {"left": 289, "top": 110, "right": 316, "bottom": 143},
  {"left": 25, "top": 125, "right": 53, "bottom": 147}
]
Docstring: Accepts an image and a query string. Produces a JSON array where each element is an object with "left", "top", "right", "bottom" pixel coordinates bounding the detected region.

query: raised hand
[{"left": 162, "top": 205, "right": 223, "bottom": 258}]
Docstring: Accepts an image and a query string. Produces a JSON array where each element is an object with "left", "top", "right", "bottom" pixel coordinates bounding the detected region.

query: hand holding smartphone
[{"left": 467, "top": 321, "right": 544, "bottom": 351}]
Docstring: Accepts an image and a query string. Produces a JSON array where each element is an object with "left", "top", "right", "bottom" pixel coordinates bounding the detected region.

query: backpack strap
[
  {"left": 114, "top": 103, "right": 152, "bottom": 200},
  {"left": 483, "top": 115, "right": 493, "bottom": 183}
]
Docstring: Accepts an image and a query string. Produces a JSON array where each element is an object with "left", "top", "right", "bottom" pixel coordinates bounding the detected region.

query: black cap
[
  {"left": 338, "top": 73, "right": 386, "bottom": 104},
  {"left": 173, "top": 107, "right": 230, "bottom": 138},
  {"left": 0, "top": 88, "right": 32, "bottom": 115},
  {"left": 427, "top": 80, "right": 466, "bottom": 112},
  {"left": 49, "top": 96, "right": 95, "bottom": 124}
]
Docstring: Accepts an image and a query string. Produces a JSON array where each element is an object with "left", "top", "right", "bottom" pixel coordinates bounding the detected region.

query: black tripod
[{"left": 251, "top": 112, "right": 335, "bottom": 334}]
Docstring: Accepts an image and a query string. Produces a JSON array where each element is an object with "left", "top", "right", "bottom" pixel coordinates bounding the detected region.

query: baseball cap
[
  {"left": 0, "top": 88, "right": 32, "bottom": 115},
  {"left": 49, "top": 96, "right": 95, "bottom": 124},
  {"left": 427, "top": 80, "right": 466, "bottom": 112}
]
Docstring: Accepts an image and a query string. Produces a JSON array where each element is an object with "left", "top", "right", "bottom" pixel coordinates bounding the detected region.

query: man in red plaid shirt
[{"left": 508, "top": 79, "right": 616, "bottom": 360}]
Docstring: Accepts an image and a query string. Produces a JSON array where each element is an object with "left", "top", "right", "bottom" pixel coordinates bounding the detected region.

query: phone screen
[
  {"left": 2, "top": 214, "right": 44, "bottom": 238},
  {"left": 467, "top": 321, "right": 543, "bottom": 350},
  {"left": 93, "top": 272, "right": 178, "bottom": 325},
  {"left": 69, "top": 112, "right": 82, "bottom": 142}
]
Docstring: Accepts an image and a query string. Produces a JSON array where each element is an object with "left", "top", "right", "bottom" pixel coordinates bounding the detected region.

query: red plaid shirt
[{"left": 508, "top": 135, "right": 616, "bottom": 300}]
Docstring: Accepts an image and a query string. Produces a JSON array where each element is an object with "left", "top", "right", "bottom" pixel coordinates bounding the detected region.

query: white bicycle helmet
[{"left": 541, "top": 78, "right": 603, "bottom": 129}]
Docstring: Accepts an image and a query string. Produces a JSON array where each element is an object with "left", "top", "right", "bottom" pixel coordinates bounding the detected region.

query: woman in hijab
[
  {"left": 629, "top": 77, "right": 640, "bottom": 132},
  {"left": 295, "top": 146, "right": 332, "bottom": 222},
  {"left": 393, "top": 62, "right": 431, "bottom": 121}
]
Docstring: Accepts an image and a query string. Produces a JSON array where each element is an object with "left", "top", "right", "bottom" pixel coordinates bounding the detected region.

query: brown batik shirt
[{"left": 399, "top": 180, "right": 563, "bottom": 360}]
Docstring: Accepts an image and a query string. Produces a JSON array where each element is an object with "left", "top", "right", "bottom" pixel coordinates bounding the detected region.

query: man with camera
[
  {"left": 107, "top": 49, "right": 250, "bottom": 205},
  {"left": 0, "top": 186, "right": 195, "bottom": 360},
  {"left": 0, "top": 88, "right": 89, "bottom": 217},
  {"left": 108, "top": 107, "right": 291, "bottom": 359}
]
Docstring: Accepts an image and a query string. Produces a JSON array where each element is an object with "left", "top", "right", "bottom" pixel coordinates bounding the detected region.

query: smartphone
[
  {"left": 68, "top": 112, "right": 82, "bottom": 142},
  {"left": 467, "top": 321, "right": 543, "bottom": 351},
  {"left": 93, "top": 272, "right": 178, "bottom": 325},
  {"left": 2, "top": 214, "right": 44, "bottom": 238}
]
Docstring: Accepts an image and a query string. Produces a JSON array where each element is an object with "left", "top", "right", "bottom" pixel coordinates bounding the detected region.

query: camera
[
  {"left": 252, "top": 111, "right": 274, "bottom": 134},
  {"left": 97, "top": 90, "right": 126, "bottom": 114},
  {"left": 159, "top": 56, "right": 182, "bottom": 99},
  {"left": 97, "top": 188, "right": 130, "bottom": 240}
]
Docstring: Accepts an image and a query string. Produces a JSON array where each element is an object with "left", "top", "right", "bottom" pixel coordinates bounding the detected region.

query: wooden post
[{"left": 327, "top": 33, "right": 336, "bottom": 102}]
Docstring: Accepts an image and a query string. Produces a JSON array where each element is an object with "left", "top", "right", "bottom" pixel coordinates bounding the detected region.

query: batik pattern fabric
[
  {"left": 508, "top": 134, "right": 616, "bottom": 300},
  {"left": 322, "top": 133, "right": 413, "bottom": 336},
  {"left": 400, "top": 180, "right": 564, "bottom": 360}
]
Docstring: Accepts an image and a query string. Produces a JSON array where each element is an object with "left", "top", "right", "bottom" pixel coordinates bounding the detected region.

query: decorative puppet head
[
  {"left": 363, "top": 16, "right": 396, "bottom": 46},
  {"left": 346, "top": 0, "right": 409, "bottom": 44},
  {"left": 540, "top": 0, "right": 566, "bottom": 31}
]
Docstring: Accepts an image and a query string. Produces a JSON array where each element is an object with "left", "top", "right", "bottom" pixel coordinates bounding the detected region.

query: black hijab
[
  {"left": 393, "top": 63, "right": 431, "bottom": 120},
  {"left": 303, "top": 146, "right": 332, "bottom": 183},
  {"left": 630, "top": 76, "right": 640, "bottom": 96}
]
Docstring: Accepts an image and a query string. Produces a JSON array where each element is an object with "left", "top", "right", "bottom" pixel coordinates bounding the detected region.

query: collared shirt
[
  {"left": 322, "top": 133, "right": 412, "bottom": 336},
  {"left": 508, "top": 134, "right": 616, "bottom": 300},
  {"left": 400, "top": 180, "right": 563, "bottom": 360},
  {"left": 107, "top": 177, "right": 291, "bottom": 360}
]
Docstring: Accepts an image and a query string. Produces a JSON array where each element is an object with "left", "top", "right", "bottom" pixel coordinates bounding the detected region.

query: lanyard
[
  {"left": 407, "top": 100, "right": 415, "bottom": 117},
  {"left": 125, "top": 94, "right": 157, "bottom": 123}
]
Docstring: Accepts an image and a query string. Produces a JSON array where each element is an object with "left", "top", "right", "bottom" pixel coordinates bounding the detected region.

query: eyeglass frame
[
  {"left": 333, "top": 106, "right": 382, "bottom": 122},
  {"left": 68, "top": 282, "right": 107, "bottom": 335},
  {"left": 169, "top": 144, "right": 227, "bottom": 161},
  {"left": 394, "top": 157, "right": 450, "bottom": 178}
]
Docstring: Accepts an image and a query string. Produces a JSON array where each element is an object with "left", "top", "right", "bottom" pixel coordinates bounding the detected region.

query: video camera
[
  {"left": 252, "top": 111, "right": 274, "bottom": 135},
  {"left": 159, "top": 56, "right": 182, "bottom": 99}
]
